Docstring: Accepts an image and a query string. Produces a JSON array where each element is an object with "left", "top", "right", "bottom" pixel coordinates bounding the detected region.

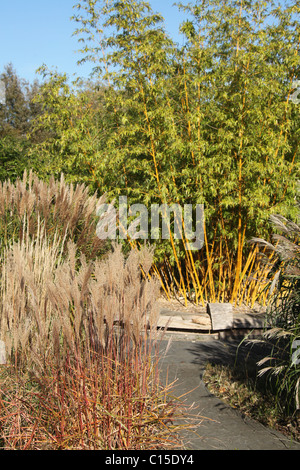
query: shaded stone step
[{"left": 232, "top": 312, "right": 266, "bottom": 329}]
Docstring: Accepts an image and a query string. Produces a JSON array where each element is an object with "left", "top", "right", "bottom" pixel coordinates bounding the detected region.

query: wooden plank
[
  {"left": 191, "top": 315, "right": 212, "bottom": 328},
  {"left": 207, "top": 303, "right": 233, "bottom": 331},
  {"left": 156, "top": 316, "right": 211, "bottom": 331}
]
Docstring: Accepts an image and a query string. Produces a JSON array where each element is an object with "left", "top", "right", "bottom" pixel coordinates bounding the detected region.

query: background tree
[
  {"left": 27, "top": 66, "right": 110, "bottom": 189},
  {"left": 0, "top": 63, "right": 43, "bottom": 181}
]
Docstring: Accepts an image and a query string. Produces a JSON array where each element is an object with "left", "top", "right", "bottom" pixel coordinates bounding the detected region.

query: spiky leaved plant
[{"left": 250, "top": 194, "right": 300, "bottom": 414}]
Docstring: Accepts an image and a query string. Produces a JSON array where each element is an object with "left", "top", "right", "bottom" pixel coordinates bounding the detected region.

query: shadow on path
[{"left": 156, "top": 336, "right": 300, "bottom": 450}]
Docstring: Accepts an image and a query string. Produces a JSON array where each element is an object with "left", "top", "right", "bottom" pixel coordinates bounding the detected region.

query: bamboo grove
[{"left": 21, "top": 0, "right": 300, "bottom": 306}]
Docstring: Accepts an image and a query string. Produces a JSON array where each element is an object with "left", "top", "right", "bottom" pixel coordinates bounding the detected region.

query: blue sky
[{"left": 0, "top": 0, "right": 187, "bottom": 84}]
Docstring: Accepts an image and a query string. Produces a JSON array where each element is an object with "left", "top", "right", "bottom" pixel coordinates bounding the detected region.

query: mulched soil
[{"left": 203, "top": 362, "right": 300, "bottom": 444}]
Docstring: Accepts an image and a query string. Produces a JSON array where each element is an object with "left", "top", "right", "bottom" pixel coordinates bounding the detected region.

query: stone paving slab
[{"left": 208, "top": 303, "right": 233, "bottom": 331}]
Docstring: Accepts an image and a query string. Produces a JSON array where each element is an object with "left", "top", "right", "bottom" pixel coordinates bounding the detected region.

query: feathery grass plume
[
  {"left": 87, "top": 243, "right": 161, "bottom": 355},
  {"left": 0, "top": 218, "right": 161, "bottom": 369},
  {"left": 0, "top": 170, "right": 108, "bottom": 260},
  {"left": 0, "top": 216, "right": 66, "bottom": 370}
]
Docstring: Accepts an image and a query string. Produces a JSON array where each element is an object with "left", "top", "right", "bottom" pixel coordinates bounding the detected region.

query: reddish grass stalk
[{"left": 1, "top": 328, "right": 190, "bottom": 450}]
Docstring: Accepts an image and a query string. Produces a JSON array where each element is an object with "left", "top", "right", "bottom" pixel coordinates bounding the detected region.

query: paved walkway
[{"left": 156, "top": 333, "right": 300, "bottom": 450}]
